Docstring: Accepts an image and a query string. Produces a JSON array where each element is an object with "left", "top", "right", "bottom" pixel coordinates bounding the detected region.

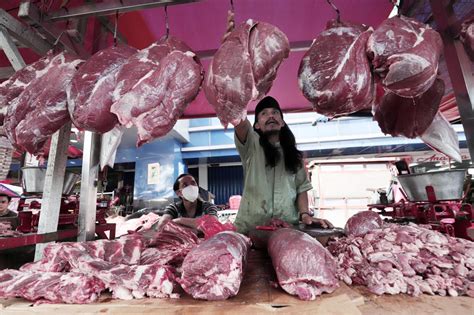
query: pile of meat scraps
[
  {"left": 329, "top": 222, "right": 474, "bottom": 297},
  {"left": 0, "top": 222, "right": 199, "bottom": 304}
]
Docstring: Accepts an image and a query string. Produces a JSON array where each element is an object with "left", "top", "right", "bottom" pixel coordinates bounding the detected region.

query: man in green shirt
[{"left": 234, "top": 96, "right": 333, "bottom": 234}]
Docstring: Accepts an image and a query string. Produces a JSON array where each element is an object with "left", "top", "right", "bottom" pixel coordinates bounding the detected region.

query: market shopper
[
  {"left": 153, "top": 174, "right": 219, "bottom": 231},
  {"left": 0, "top": 193, "right": 18, "bottom": 229},
  {"left": 234, "top": 96, "right": 334, "bottom": 234}
]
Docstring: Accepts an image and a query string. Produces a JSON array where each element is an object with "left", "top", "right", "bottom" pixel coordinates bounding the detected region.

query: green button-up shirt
[{"left": 234, "top": 129, "right": 313, "bottom": 234}]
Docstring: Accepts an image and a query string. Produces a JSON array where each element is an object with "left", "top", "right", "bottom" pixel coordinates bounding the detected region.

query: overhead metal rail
[{"left": 43, "top": 0, "right": 200, "bottom": 22}]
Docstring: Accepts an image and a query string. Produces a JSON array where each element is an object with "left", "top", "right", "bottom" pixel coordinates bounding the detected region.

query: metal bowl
[
  {"left": 21, "top": 167, "right": 81, "bottom": 195},
  {"left": 397, "top": 170, "right": 467, "bottom": 202}
]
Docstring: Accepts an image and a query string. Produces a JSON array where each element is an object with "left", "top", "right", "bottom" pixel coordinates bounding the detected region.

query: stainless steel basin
[
  {"left": 21, "top": 167, "right": 81, "bottom": 195},
  {"left": 397, "top": 170, "right": 467, "bottom": 202}
]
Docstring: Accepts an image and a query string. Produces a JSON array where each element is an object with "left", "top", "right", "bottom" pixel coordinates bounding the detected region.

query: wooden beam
[
  {"left": 34, "top": 122, "right": 72, "bottom": 260},
  {"left": 0, "top": 25, "right": 26, "bottom": 71},
  {"left": 18, "top": 2, "right": 90, "bottom": 58},
  {"left": 45, "top": 0, "right": 199, "bottom": 21},
  {"left": 78, "top": 131, "right": 101, "bottom": 242},
  {"left": 0, "top": 9, "right": 50, "bottom": 56}
]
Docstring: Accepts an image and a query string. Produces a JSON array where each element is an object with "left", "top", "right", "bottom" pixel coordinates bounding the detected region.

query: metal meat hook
[
  {"left": 164, "top": 5, "right": 170, "bottom": 39},
  {"left": 326, "top": 0, "right": 341, "bottom": 23}
]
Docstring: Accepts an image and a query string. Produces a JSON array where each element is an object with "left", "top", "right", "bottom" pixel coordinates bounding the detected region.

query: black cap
[{"left": 254, "top": 96, "right": 283, "bottom": 125}]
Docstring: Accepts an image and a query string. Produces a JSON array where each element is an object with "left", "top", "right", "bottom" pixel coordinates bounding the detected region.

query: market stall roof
[{"left": 0, "top": 0, "right": 468, "bottom": 121}]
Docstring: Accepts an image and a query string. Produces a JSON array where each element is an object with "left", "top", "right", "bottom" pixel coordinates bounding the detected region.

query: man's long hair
[{"left": 254, "top": 124, "right": 303, "bottom": 174}]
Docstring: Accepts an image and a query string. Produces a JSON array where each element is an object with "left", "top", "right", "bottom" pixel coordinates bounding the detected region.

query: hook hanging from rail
[
  {"left": 114, "top": 10, "right": 119, "bottom": 46},
  {"left": 326, "top": 0, "right": 341, "bottom": 23},
  {"left": 164, "top": 5, "right": 170, "bottom": 39},
  {"left": 230, "top": 0, "right": 235, "bottom": 13},
  {"left": 389, "top": 0, "right": 401, "bottom": 17}
]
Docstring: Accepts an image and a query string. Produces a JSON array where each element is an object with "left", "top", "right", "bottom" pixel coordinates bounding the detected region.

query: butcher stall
[{"left": 0, "top": 0, "right": 474, "bottom": 314}]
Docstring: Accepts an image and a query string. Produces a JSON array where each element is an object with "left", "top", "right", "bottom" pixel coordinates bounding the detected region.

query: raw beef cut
[
  {"left": 0, "top": 269, "right": 105, "bottom": 304},
  {"left": 67, "top": 45, "right": 138, "bottom": 133},
  {"left": 195, "top": 214, "right": 236, "bottom": 240},
  {"left": 460, "top": 16, "right": 474, "bottom": 61},
  {"left": 178, "top": 231, "right": 250, "bottom": 300},
  {"left": 344, "top": 211, "right": 383, "bottom": 237},
  {"left": 110, "top": 37, "right": 203, "bottom": 145},
  {"left": 373, "top": 78, "right": 444, "bottom": 138},
  {"left": 367, "top": 16, "right": 443, "bottom": 97},
  {"left": 112, "top": 36, "right": 195, "bottom": 103},
  {"left": 0, "top": 51, "right": 56, "bottom": 125},
  {"left": 3, "top": 51, "right": 83, "bottom": 154},
  {"left": 298, "top": 19, "right": 374, "bottom": 117},
  {"left": 204, "top": 19, "right": 289, "bottom": 127},
  {"left": 20, "top": 234, "right": 144, "bottom": 272},
  {"left": 267, "top": 228, "right": 339, "bottom": 300},
  {"left": 329, "top": 223, "right": 474, "bottom": 297}
]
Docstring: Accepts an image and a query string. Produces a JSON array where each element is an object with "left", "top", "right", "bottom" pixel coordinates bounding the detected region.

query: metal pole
[
  {"left": 78, "top": 132, "right": 101, "bottom": 242},
  {"left": 430, "top": 0, "right": 474, "bottom": 161},
  {"left": 34, "top": 122, "right": 71, "bottom": 260}
]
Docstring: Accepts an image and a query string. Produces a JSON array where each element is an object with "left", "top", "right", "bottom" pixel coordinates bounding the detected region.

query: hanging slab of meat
[
  {"left": 373, "top": 78, "right": 444, "bottom": 139},
  {"left": 298, "top": 19, "right": 374, "bottom": 117},
  {"left": 0, "top": 269, "right": 105, "bottom": 304},
  {"left": 67, "top": 45, "right": 138, "bottom": 133},
  {"left": 329, "top": 223, "right": 474, "bottom": 297},
  {"left": 345, "top": 211, "right": 383, "bottom": 237},
  {"left": 460, "top": 16, "right": 474, "bottom": 61},
  {"left": 111, "top": 38, "right": 203, "bottom": 146},
  {"left": 0, "top": 51, "right": 56, "bottom": 125},
  {"left": 267, "top": 228, "right": 339, "bottom": 300},
  {"left": 367, "top": 16, "right": 443, "bottom": 98},
  {"left": 178, "top": 231, "right": 250, "bottom": 300},
  {"left": 204, "top": 19, "right": 289, "bottom": 127},
  {"left": 115, "top": 51, "right": 202, "bottom": 146},
  {"left": 3, "top": 51, "right": 83, "bottom": 154},
  {"left": 112, "top": 36, "right": 196, "bottom": 103}
]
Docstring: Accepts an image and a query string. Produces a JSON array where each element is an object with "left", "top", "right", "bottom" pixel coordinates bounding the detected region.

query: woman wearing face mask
[{"left": 153, "top": 174, "right": 219, "bottom": 232}]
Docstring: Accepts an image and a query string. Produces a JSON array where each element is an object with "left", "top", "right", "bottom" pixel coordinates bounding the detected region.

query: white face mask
[{"left": 181, "top": 185, "right": 199, "bottom": 202}]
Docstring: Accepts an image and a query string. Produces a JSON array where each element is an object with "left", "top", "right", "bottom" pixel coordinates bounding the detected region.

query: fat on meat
[
  {"left": 67, "top": 45, "right": 138, "bottom": 133},
  {"left": 0, "top": 269, "right": 105, "bottom": 304},
  {"left": 110, "top": 38, "right": 202, "bottom": 146},
  {"left": 0, "top": 51, "right": 56, "bottom": 125},
  {"left": 367, "top": 16, "right": 443, "bottom": 97},
  {"left": 3, "top": 51, "right": 83, "bottom": 154},
  {"left": 204, "top": 19, "right": 289, "bottom": 127},
  {"left": 268, "top": 228, "right": 339, "bottom": 300},
  {"left": 178, "top": 231, "right": 250, "bottom": 300},
  {"left": 298, "top": 19, "right": 374, "bottom": 117}
]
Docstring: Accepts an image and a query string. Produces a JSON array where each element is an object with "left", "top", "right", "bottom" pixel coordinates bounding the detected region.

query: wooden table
[{"left": 1, "top": 249, "right": 472, "bottom": 314}]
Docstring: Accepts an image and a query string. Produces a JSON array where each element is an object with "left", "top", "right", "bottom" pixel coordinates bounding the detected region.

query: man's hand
[{"left": 301, "top": 213, "right": 334, "bottom": 229}]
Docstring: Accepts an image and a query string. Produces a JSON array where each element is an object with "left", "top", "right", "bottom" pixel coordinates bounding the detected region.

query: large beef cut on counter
[
  {"left": 267, "top": 228, "right": 339, "bottom": 300},
  {"left": 204, "top": 18, "right": 289, "bottom": 127},
  {"left": 298, "top": 19, "right": 374, "bottom": 117},
  {"left": 178, "top": 231, "right": 250, "bottom": 300},
  {"left": 67, "top": 45, "right": 138, "bottom": 133},
  {"left": 110, "top": 36, "right": 203, "bottom": 146},
  {"left": 367, "top": 15, "right": 443, "bottom": 98},
  {"left": 3, "top": 51, "right": 83, "bottom": 154}
]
